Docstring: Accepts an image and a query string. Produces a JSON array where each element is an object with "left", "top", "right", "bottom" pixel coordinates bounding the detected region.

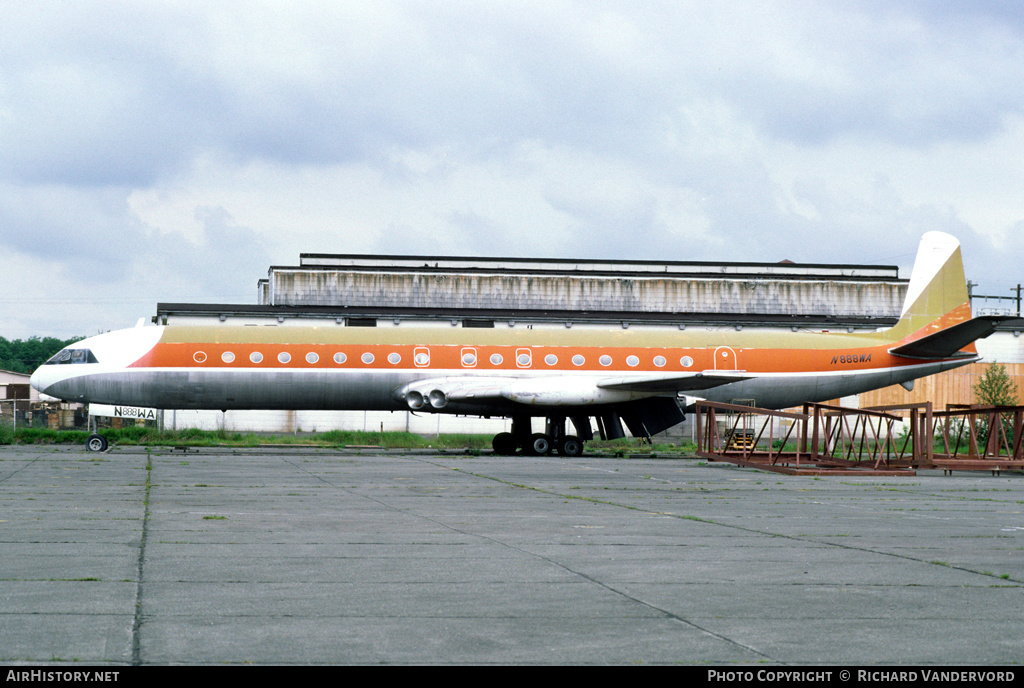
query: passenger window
[
  {"left": 414, "top": 348, "right": 430, "bottom": 367},
  {"left": 516, "top": 349, "right": 532, "bottom": 368}
]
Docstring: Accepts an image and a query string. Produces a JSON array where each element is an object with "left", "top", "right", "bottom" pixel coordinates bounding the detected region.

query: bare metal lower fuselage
[{"left": 37, "top": 357, "right": 972, "bottom": 417}]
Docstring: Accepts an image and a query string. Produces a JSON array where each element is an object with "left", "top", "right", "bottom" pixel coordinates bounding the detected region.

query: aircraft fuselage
[{"left": 31, "top": 323, "right": 973, "bottom": 413}]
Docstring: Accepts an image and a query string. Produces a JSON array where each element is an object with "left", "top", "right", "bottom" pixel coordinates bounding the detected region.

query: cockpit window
[{"left": 46, "top": 348, "right": 99, "bottom": 365}]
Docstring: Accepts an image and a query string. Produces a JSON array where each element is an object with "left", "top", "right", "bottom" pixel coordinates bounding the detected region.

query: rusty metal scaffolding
[
  {"left": 928, "top": 404, "right": 1024, "bottom": 473},
  {"left": 695, "top": 400, "right": 1024, "bottom": 475}
]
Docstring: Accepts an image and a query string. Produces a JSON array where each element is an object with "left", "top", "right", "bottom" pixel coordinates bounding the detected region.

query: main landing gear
[{"left": 491, "top": 415, "right": 590, "bottom": 457}]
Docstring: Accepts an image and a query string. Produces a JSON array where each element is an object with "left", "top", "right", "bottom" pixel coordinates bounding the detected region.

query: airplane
[{"left": 31, "top": 231, "right": 1009, "bottom": 454}]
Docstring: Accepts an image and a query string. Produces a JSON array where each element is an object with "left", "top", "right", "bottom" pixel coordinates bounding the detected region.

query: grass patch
[
  {"left": 2, "top": 427, "right": 498, "bottom": 451},
  {"left": 1, "top": 425, "right": 700, "bottom": 454},
  {"left": 586, "top": 439, "right": 698, "bottom": 455}
]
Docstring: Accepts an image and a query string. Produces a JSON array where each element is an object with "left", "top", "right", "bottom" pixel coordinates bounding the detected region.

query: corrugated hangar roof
[
  {"left": 154, "top": 301, "right": 901, "bottom": 330},
  {"left": 156, "top": 252, "right": 910, "bottom": 331},
  {"left": 294, "top": 252, "right": 900, "bottom": 279},
  {"left": 256, "top": 253, "right": 907, "bottom": 322}
]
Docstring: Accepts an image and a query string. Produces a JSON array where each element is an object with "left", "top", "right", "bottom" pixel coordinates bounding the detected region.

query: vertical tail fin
[
  {"left": 887, "top": 232, "right": 1007, "bottom": 360},
  {"left": 888, "top": 232, "right": 972, "bottom": 344}
]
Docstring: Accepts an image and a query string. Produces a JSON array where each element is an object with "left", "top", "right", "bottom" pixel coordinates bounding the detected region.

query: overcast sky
[{"left": 3, "top": 1, "right": 1024, "bottom": 339}]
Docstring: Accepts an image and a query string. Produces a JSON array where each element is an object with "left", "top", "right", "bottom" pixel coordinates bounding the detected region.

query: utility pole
[{"left": 969, "top": 282, "right": 1022, "bottom": 317}]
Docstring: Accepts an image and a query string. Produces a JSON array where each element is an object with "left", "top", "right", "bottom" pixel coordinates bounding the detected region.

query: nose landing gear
[{"left": 86, "top": 434, "right": 108, "bottom": 452}]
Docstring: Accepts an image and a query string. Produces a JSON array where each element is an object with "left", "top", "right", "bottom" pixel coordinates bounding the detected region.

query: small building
[{"left": 0, "top": 369, "right": 36, "bottom": 402}]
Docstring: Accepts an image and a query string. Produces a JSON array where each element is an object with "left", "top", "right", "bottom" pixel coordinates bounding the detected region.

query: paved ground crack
[{"left": 131, "top": 451, "right": 152, "bottom": 666}]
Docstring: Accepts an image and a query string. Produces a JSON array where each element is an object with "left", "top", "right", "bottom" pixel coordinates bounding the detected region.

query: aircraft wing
[
  {"left": 394, "top": 371, "right": 748, "bottom": 410},
  {"left": 889, "top": 315, "right": 1021, "bottom": 360},
  {"left": 596, "top": 371, "right": 752, "bottom": 394}
]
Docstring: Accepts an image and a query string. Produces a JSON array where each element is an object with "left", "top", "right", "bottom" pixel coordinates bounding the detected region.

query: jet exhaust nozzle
[
  {"left": 429, "top": 389, "right": 448, "bottom": 408},
  {"left": 406, "top": 390, "right": 425, "bottom": 410}
]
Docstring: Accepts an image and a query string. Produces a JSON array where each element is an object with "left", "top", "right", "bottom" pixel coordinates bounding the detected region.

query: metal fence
[
  {"left": 0, "top": 399, "right": 30, "bottom": 432},
  {"left": 0, "top": 401, "right": 88, "bottom": 432}
]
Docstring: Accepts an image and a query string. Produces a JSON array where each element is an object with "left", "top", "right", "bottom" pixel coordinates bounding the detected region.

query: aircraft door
[{"left": 713, "top": 346, "right": 738, "bottom": 371}]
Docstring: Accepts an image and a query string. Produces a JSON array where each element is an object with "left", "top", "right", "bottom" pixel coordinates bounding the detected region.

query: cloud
[
  {"left": 2, "top": 1, "right": 1024, "bottom": 337},
  {"left": 135, "top": 205, "right": 271, "bottom": 303},
  {"left": 0, "top": 183, "right": 143, "bottom": 280}
]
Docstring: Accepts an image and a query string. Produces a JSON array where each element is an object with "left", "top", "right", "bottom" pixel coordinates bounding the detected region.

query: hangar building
[{"left": 151, "top": 252, "right": 1023, "bottom": 438}]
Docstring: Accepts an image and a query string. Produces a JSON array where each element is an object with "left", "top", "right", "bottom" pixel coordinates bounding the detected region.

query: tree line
[{"left": 0, "top": 336, "right": 82, "bottom": 375}]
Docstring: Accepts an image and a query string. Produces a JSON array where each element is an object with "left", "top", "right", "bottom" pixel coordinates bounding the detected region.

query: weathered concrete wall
[{"left": 268, "top": 270, "right": 906, "bottom": 317}]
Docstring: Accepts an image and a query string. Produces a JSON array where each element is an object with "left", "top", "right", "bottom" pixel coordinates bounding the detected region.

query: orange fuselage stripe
[{"left": 131, "top": 340, "right": 912, "bottom": 375}]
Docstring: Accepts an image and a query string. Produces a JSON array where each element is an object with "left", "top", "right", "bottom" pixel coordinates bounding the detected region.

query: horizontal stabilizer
[{"left": 889, "top": 315, "right": 1019, "bottom": 360}]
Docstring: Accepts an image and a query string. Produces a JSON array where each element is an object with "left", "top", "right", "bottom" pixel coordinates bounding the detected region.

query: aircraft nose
[
  {"left": 30, "top": 366, "right": 60, "bottom": 399},
  {"left": 30, "top": 367, "right": 43, "bottom": 394},
  {"left": 30, "top": 365, "right": 77, "bottom": 402}
]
